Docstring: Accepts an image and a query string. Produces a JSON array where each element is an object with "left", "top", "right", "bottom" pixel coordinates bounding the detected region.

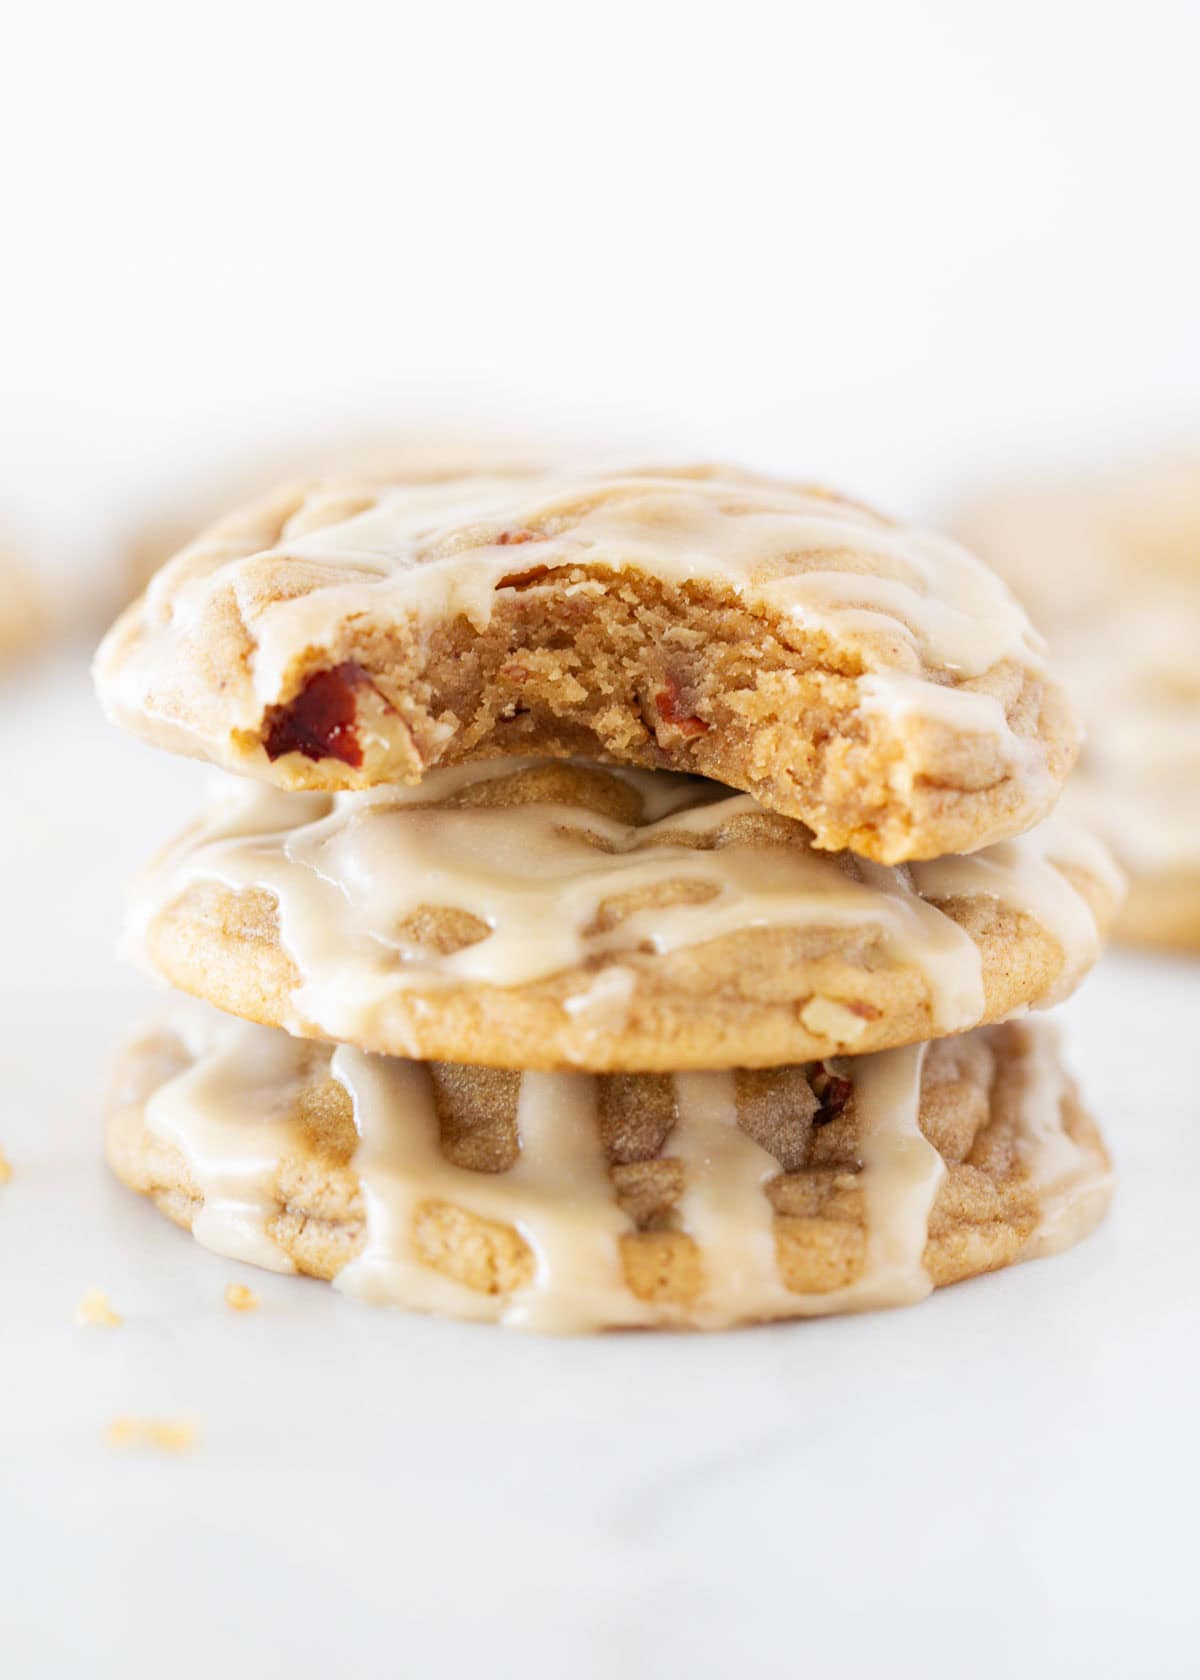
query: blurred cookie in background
[
  {"left": 0, "top": 548, "right": 47, "bottom": 666},
  {"left": 955, "top": 454, "right": 1200, "bottom": 953},
  {"left": 120, "top": 421, "right": 617, "bottom": 604}
]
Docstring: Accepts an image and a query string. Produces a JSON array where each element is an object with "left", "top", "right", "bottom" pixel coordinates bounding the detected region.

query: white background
[
  {"left": 4, "top": 0, "right": 1200, "bottom": 567},
  {"left": 2, "top": 3, "right": 1199, "bottom": 1676}
]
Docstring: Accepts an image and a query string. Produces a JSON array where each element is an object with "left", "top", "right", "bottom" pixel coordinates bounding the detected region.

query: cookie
[
  {"left": 956, "top": 457, "right": 1200, "bottom": 951},
  {"left": 105, "top": 1010, "right": 1112, "bottom": 1332},
  {"left": 95, "top": 464, "right": 1079, "bottom": 864},
  {"left": 1066, "top": 633, "right": 1200, "bottom": 950},
  {"left": 130, "top": 761, "right": 1122, "bottom": 1072},
  {"left": 955, "top": 454, "right": 1200, "bottom": 622},
  {"left": 0, "top": 552, "right": 46, "bottom": 665}
]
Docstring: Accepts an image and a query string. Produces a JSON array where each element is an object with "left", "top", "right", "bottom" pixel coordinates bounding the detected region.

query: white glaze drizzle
[
  {"left": 331, "top": 1053, "right": 654, "bottom": 1331},
  {"left": 132, "top": 1012, "right": 1108, "bottom": 1333},
  {"left": 248, "top": 475, "right": 1044, "bottom": 686},
  {"left": 910, "top": 815, "right": 1124, "bottom": 1008},
  {"left": 826, "top": 1044, "right": 944, "bottom": 1309},
  {"left": 670, "top": 1044, "right": 941, "bottom": 1324},
  {"left": 96, "top": 467, "right": 1048, "bottom": 775},
  {"left": 139, "top": 1017, "right": 940, "bottom": 1328},
  {"left": 855, "top": 670, "right": 1055, "bottom": 806},
  {"left": 668, "top": 1071, "right": 794, "bottom": 1322},
  {"left": 1011, "top": 1020, "right": 1115, "bottom": 1260},
  {"left": 129, "top": 764, "right": 1110, "bottom": 1056},
  {"left": 144, "top": 1020, "right": 311, "bottom": 1272}
]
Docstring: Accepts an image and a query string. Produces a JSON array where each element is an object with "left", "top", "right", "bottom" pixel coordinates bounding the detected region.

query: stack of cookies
[{"left": 95, "top": 466, "right": 1122, "bottom": 1331}]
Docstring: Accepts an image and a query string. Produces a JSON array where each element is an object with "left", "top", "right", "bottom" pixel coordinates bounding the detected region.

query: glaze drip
[
  {"left": 130, "top": 762, "right": 1112, "bottom": 1058},
  {"left": 135, "top": 1013, "right": 1106, "bottom": 1332}
]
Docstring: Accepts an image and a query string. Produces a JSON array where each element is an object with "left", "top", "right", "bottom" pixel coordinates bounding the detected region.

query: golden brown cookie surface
[
  {"left": 106, "top": 1011, "right": 1111, "bottom": 1332},
  {"left": 130, "top": 762, "right": 1122, "bottom": 1072},
  {"left": 96, "top": 464, "right": 1078, "bottom": 863}
]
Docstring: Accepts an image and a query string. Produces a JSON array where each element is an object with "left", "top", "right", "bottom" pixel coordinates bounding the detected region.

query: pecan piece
[{"left": 653, "top": 674, "right": 709, "bottom": 740}]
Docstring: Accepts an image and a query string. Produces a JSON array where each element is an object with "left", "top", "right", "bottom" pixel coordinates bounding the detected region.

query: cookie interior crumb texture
[{"left": 94, "top": 465, "right": 1080, "bottom": 864}]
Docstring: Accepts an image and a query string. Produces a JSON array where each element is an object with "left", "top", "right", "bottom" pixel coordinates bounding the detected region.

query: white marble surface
[{"left": 2, "top": 649, "right": 1198, "bottom": 1679}]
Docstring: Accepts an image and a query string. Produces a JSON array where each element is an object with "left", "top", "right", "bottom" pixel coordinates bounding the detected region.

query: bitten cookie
[
  {"left": 106, "top": 1010, "right": 1112, "bottom": 1332},
  {"left": 96, "top": 464, "right": 1079, "bottom": 864},
  {"left": 129, "top": 761, "right": 1123, "bottom": 1072}
]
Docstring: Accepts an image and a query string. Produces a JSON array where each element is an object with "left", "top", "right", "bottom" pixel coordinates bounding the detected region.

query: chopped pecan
[
  {"left": 845, "top": 1000, "right": 881, "bottom": 1021},
  {"left": 654, "top": 674, "right": 709, "bottom": 739}
]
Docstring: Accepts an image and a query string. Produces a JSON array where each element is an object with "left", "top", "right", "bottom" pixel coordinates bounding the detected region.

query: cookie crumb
[
  {"left": 106, "top": 1414, "right": 198, "bottom": 1452},
  {"left": 74, "top": 1288, "right": 122, "bottom": 1328},
  {"left": 0, "top": 1146, "right": 12, "bottom": 1184},
  {"left": 224, "top": 1282, "right": 259, "bottom": 1312}
]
